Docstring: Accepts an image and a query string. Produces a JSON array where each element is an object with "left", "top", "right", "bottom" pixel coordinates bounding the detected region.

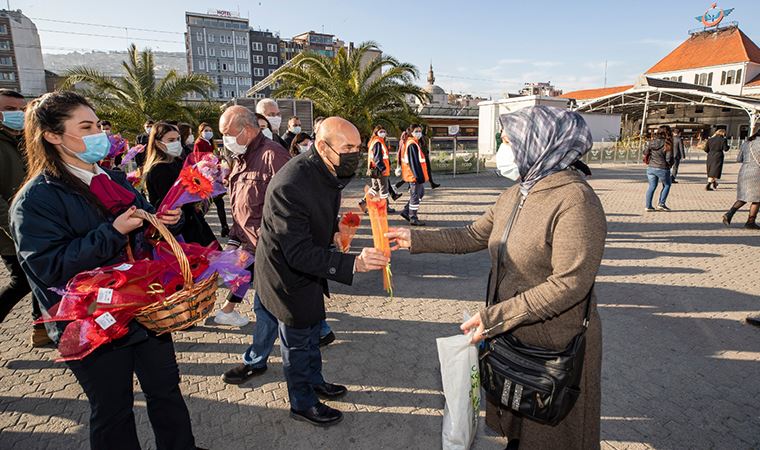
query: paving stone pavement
[{"left": 1, "top": 159, "right": 759, "bottom": 450}]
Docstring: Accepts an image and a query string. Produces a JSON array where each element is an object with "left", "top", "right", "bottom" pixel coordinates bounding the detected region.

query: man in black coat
[
  {"left": 255, "top": 117, "right": 389, "bottom": 427},
  {"left": 281, "top": 116, "right": 302, "bottom": 150},
  {"left": 670, "top": 128, "right": 686, "bottom": 183}
]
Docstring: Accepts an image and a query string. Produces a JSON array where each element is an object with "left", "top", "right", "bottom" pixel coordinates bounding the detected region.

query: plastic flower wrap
[
  {"left": 364, "top": 187, "right": 393, "bottom": 298},
  {"left": 337, "top": 212, "right": 361, "bottom": 253},
  {"left": 199, "top": 247, "right": 253, "bottom": 297},
  {"left": 126, "top": 170, "right": 142, "bottom": 188},
  {"left": 120, "top": 144, "right": 145, "bottom": 165},
  {"left": 107, "top": 134, "right": 128, "bottom": 159},
  {"left": 157, "top": 153, "right": 226, "bottom": 214}
]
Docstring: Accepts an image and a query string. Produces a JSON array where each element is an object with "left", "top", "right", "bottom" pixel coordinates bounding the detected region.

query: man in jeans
[{"left": 643, "top": 125, "right": 675, "bottom": 212}]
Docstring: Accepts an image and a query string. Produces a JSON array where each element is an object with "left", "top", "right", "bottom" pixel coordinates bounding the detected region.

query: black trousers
[
  {"left": 65, "top": 332, "right": 195, "bottom": 450},
  {"left": 213, "top": 194, "right": 229, "bottom": 230},
  {"left": 0, "top": 254, "right": 42, "bottom": 324}
]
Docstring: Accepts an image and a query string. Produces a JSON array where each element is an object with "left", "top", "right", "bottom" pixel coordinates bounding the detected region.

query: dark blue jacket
[
  {"left": 10, "top": 168, "right": 160, "bottom": 341},
  {"left": 408, "top": 142, "right": 425, "bottom": 183}
]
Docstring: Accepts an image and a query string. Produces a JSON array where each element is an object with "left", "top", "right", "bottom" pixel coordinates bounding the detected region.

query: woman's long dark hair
[
  {"left": 22, "top": 91, "right": 109, "bottom": 216},
  {"left": 197, "top": 122, "right": 211, "bottom": 141},
  {"left": 288, "top": 132, "right": 312, "bottom": 157},
  {"left": 656, "top": 125, "right": 673, "bottom": 153},
  {"left": 143, "top": 122, "right": 180, "bottom": 177}
]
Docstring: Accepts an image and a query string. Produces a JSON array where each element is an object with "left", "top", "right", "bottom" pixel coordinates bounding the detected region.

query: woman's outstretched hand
[
  {"left": 385, "top": 227, "right": 411, "bottom": 251},
  {"left": 461, "top": 313, "right": 485, "bottom": 344}
]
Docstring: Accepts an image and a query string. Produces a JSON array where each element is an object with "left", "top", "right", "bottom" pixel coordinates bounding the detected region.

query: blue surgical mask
[
  {"left": 63, "top": 132, "right": 111, "bottom": 164},
  {"left": 1, "top": 111, "right": 24, "bottom": 131}
]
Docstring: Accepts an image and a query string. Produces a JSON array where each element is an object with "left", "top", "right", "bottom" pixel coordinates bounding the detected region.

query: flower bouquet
[
  {"left": 337, "top": 212, "right": 361, "bottom": 253},
  {"left": 364, "top": 187, "right": 393, "bottom": 298},
  {"left": 156, "top": 153, "right": 227, "bottom": 215},
  {"left": 120, "top": 144, "right": 145, "bottom": 165},
  {"left": 107, "top": 134, "right": 128, "bottom": 159}
]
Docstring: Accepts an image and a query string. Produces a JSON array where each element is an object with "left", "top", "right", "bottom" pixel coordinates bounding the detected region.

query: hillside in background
[{"left": 43, "top": 50, "right": 187, "bottom": 77}]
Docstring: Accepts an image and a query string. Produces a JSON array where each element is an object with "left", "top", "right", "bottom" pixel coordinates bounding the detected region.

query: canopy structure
[{"left": 571, "top": 76, "right": 760, "bottom": 135}]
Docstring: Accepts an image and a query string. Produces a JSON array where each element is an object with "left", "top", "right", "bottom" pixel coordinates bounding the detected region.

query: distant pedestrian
[
  {"left": 255, "top": 98, "right": 287, "bottom": 149},
  {"left": 643, "top": 125, "right": 674, "bottom": 212},
  {"left": 722, "top": 125, "right": 760, "bottom": 230},
  {"left": 359, "top": 125, "right": 395, "bottom": 213},
  {"left": 281, "top": 116, "right": 302, "bottom": 149},
  {"left": 705, "top": 128, "right": 729, "bottom": 190},
  {"left": 671, "top": 128, "right": 686, "bottom": 183},
  {"left": 288, "top": 132, "right": 312, "bottom": 157},
  {"left": 134, "top": 119, "right": 153, "bottom": 169},
  {"left": 193, "top": 122, "right": 230, "bottom": 238},
  {"left": 400, "top": 124, "right": 429, "bottom": 226}
]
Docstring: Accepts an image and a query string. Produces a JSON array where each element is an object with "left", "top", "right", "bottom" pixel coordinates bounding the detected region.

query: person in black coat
[
  {"left": 142, "top": 122, "right": 218, "bottom": 248},
  {"left": 281, "top": 116, "right": 302, "bottom": 150},
  {"left": 255, "top": 117, "right": 389, "bottom": 427},
  {"left": 705, "top": 128, "right": 730, "bottom": 190},
  {"left": 670, "top": 128, "right": 686, "bottom": 183},
  {"left": 10, "top": 91, "right": 197, "bottom": 449},
  {"left": 134, "top": 119, "right": 154, "bottom": 169}
]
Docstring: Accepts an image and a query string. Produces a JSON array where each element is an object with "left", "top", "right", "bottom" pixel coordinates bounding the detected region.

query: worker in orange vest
[
  {"left": 400, "top": 124, "right": 428, "bottom": 226},
  {"left": 360, "top": 125, "right": 402, "bottom": 213}
]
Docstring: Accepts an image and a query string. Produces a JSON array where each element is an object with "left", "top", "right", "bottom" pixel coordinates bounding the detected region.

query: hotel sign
[{"left": 695, "top": 3, "right": 734, "bottom": 28}]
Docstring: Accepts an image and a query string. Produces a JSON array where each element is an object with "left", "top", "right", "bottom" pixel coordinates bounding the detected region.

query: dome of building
[
  {"left": 423, "top": 63, "right": 449, "bottom": 105},
  {"left": 424, "top": 84, "right": 447, "bottom": 95}
]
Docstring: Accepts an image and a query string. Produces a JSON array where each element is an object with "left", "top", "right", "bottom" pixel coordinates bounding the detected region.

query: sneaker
[
  {"left": 747, "top": 315, "right": 760, "bottom": 327},
  {"left": 214, "top": 310, "right": 249, "bottom": 327},
  {"left": 31, "top": 327, "right": 53, "bottom": 348},
  {"left": 319, "top": 331, "right": 336, "bottom": 347},
  {"left": 430, "top": 181, "right": 441, "bottom": 189},
  {"left": 400, "top": 210, "right": 410, "bottom": 222},
  {"left": 222, "top": 364, "right": 267, "bottom": 384},
  {"left": 645, "top": 207, "right": 656, "bottom": 212},
  {"left": 705, "top": 183, "right": 713, "bottom": 191},
  {"left": 390, "top": 190, "right": 402, "bottom": 201},
  {"left": 744, "top": 222, "right": 760, "bottom": 230},
  {"left": 410, "top": 217, "right": 426, "bottom": 226},
  {"left": 657, "top": 204, "right": 671, "bottom": 211}
]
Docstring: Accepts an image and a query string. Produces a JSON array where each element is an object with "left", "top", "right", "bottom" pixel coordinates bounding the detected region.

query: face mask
[
  {"left": 377, "top": 131, "right": 387, "bottom": 139},
  {"left": 267, "top": 115, "right": 282, "bottom": 131},
  {"left": 145, "top": 127, "right": 152, "bottom": 134},
  {"left": 62, "top": 131, "right": 111, "bottom": 164},
  {"left": 290, "top": 125, "right": 301, "bottom": 134},
  {"left": 298, "top": 144, "right": 310, "bottom": 154},
  {"left": 223, "top": 128, "right": 248, "bottom": 155},
  {"left": 202, "top": 130, "right": 213, "bottom": 140},
  {"left": 325, "top": 141, "right": 360, "bottom": 179},
  {"left": 496, "top": 142, "right": 520, "bottom": 181},
  {"left": 412, "top": 131, "right": 423, "bottom": 140},
  {"left": 163, "top": 140, "right": 183, "bottom": 157},
  {"left": 186, "top": 135, "right": 194, "bottom": 145},
  {"left": 1, "top": 111, "right": 24, "bottom": 131},
  {"left": 261, "top": 128, "right": 273, "bottom": 140}
]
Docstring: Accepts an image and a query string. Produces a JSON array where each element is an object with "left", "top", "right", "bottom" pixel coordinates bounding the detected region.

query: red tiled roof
[
  {"left": 646, "top": 27, "right": 760, "bottom": 74},
  {"left": 746, "top": 73, "right": 760, "bottom": 87},
  {"left": 558, "top": 85, "right": 633, "bottom": 100}
]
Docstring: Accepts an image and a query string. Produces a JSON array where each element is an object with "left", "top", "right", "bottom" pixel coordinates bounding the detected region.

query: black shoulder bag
[{"left": 479, "top": 195, "right": 592, "bottom": 426}]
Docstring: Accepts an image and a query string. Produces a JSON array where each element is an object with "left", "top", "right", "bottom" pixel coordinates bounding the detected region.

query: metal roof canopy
[{"left": 573, "top": 76, "right": 760, "bottom": 133}]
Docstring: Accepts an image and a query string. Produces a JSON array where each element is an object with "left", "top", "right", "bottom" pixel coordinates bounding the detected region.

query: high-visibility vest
[
  {"left": 400, "top": 137, "right": 429, "bottom": 183},
  {"left": 367, "top": 136, "right": 391, "bottom": 177}
]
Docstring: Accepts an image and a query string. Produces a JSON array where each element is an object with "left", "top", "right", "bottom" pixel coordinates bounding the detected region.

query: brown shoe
[{"left": 31, "top": 327, "right": 53, "bottom": 348}]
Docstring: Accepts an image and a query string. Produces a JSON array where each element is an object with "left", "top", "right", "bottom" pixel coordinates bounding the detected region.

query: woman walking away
[
  {"left": 705, "top": 128, "right": 730, "bottom": 190},
  {"left": 10, "top": 91, "right": 198, "bottom": 450},
  {"left": 143, "top": 122, "right": 218, "bottom": 247},
  {"left": 722, "top": 125, "right": 760, "bottom": 230},
  {"left": 193, "top": 122, "right": 230, "bottom": 237},
  {"left": 387, "top": 106, "right": 606, "bottom": 449},
  {"left": 643, "top": 125, "right": 674, "bottom": 212}
]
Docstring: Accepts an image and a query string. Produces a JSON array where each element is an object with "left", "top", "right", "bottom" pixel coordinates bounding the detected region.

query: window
[
  {"left": 267, "top": 43, "right": 278, "bottom": 52},
  {"left": 197, "top": 47, "right": 204, "bottom": 56},
  {"left": 268, "top": 56, "right": 278, "bottom": 65},
  {"left": 695, "top": 106, "right": 704, "bottom": 113},
  {"left": 698, "top": 73, "right": 708, "bottom": 86},
  {"left": 235, "top": 35, "right": 245, "bottom": 45},
  {"left": 255, "top": 93, "right": 265, "bottom": 99},
  {"left": 0, "top": 56, "right": 11, "bottom": 66},
  {"left": 209, "top": 48, "right": 215, "bottom": 56},
  {"left": 0, "top": 25, "right": 7, "bottom": 34},
  {"left": 252, "top": 55, "right": 263, "bottom": 64},
  {"left": 694, "top": 74, "right": 699, "bottom": 84},
  {"left": 707, "top": 72, "right": 713, "bottom": 86},
  {"left": 252, "top": 42, "right": 262, "bottom": 51},
  {"left": 198, "top": 61, "right": 205, "bottom": 70},
  {"left": 208, "top": 34, "right": 215, "bottom": 43},
  {"left": 196, "top": 32, "right": 202, "bottom": 41},
  {"left": 666, "top": 105, "right": 675, "bottom": 114},
  {"left": 736, "top": 69, "right": 742, "bottom": 85},
  {"left": 253, "top": 68, "right": 264, "bottom": 76},
  {"left": 726, "top": 70, "right": 735, "bottom": 84},
  {"left": 222, "top": 63, "right": 229, "bottom": 71},
  {"left": 227, "top": 35, "right": 233, "bottom": 44},
  {"left": 210, "top": 62, "right": 217, "bottom": 70},
  {"left": 0, "top": 72, "right": 14, "bottom": 80},
  {"left": 237, "top": 63, "right": 248, "bottom": 72},
  {"left": 237, "top": 50, "right": 247, "bottom": 59},
  {"left": 677, "top": 76, "right": 682, "bottom": 82},
  {"left": 220, "top": 49, "right": 227, "bottom": 57},
  {"left": 721, "top": 71, "right": 726, "bottom": 85}
]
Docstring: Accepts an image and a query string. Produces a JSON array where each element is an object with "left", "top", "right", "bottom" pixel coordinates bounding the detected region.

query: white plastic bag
[{"left": 437, "top": 328, "right": 480, "bottom": 450}]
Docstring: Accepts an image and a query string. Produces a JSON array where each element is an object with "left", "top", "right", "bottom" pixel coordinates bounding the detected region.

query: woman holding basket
[{"left": 10, "top": 91, "right": 198, "bottom": 450}]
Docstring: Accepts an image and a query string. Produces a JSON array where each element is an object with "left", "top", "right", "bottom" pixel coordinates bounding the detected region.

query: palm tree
[
  {"left": 271, "top": 41, "right": 428, "bottom": 138},
  {"left": 60, "top": 44, "right": 217, "bottom": 137}
]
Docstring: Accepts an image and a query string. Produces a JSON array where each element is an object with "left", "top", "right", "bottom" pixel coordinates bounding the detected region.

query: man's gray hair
[
  {"left": 224, "top": 105, "right": 257, "bottom": 130},
  {"left": 255, "top": 98, "right": 278, "bottom": 114}
]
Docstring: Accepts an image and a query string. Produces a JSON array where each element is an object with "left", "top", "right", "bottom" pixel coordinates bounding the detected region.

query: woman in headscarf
[{"left": 387, "top": 106, "right": 606, "bottom": 450}]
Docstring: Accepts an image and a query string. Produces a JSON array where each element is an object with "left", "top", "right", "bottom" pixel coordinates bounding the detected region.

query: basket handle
[{"left": 133, "top": 209, "right": 194, "bottom": 288}]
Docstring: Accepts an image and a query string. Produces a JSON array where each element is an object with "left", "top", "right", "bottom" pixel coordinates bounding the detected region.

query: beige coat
[{"left": 411, "top": 170, "right": 606, "bottom": 450}]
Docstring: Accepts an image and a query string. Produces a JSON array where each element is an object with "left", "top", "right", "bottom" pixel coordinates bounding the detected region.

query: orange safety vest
[
  {"left": 367, "top": 136, "right": 391, "bottom": 177},
  {"left": 400, "top": 137, "right": 429, "bottom": 183}
]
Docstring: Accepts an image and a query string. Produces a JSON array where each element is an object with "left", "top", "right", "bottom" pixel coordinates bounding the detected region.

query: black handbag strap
[{"left": 487, "top": 192, "right": 594, "bottom": 330}]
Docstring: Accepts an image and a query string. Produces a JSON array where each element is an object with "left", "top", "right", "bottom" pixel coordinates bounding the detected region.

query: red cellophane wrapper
[{"left": 337, "top": 212, "right": 361, "bottom": 253}]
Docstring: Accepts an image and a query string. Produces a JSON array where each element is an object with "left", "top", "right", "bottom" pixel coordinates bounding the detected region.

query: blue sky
[{"left": 13, "top": 0, "right": 760, "bottom": 97}]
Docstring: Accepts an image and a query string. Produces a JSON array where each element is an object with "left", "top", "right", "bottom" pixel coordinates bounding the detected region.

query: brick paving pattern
[{"left": 1, "top": 159, "right": 758, "bottom": 449}]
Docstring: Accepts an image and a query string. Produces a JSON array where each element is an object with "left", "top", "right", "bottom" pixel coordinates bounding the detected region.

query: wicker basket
[{"left": 132, "top": 209, "right": 219, "bottom": 335}]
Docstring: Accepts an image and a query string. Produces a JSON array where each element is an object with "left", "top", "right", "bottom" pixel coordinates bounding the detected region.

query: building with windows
[
  {"left": 0, "top": 10, "right": 46, "bottom": 97},
  {"left": 519, "top": 82, "right": 563, "bottom": 97},
  {"left": 249, "top": 29, "right": 281, "bottom": 98},
  {"left": 185, "top": 10, "right": 252, "bottom": 100}
]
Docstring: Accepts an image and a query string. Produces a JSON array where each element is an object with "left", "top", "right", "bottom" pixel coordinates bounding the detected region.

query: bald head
[{"left": 315, "top": 117, "right": 361, "bottom": 176}]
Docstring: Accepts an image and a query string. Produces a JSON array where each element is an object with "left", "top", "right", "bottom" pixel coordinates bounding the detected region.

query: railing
[
  {"left": 580, "top": 137, "right": 745, "bottom": 166},
  {"left": 357, "top": 137, "right": 485, "bottom": 177}
]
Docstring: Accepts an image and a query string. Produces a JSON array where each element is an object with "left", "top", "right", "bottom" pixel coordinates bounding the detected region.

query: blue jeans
[
  {"left": 243, "top": 293, "right": 332, "bottom": 368},
  {"left": 278, "top": 321, "right": 325, "bottom": 411},
  {"left": 645, "top": 167, "right": 672, "bottom": 209}
]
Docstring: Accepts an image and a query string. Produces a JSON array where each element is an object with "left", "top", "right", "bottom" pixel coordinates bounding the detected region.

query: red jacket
[{"left": 193, "top": 138, "right": 214, "bottom": 154}]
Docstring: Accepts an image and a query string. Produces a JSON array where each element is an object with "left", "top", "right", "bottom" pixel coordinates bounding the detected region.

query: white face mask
[
  {"left": 202, "top": 130, "right": 214, "bottom": 140},
  {"left": 267, "top": 115, "right": 282, "bottom": 131},
  {"left": 163, "top": 140, "right": 183, "bottom": 157},
  {"left": 298, "top": 144, "right": 310, "bottom": 154},
  {"left": 261, "top": 128, "right": 273, "bottom": 140},
  {"left": 223, "top": 128, "right": 249, "bottom": 155},
  {"left": 186, "top": 134, "right": 194, "bottom": 145},
  {"left": 377, "top": 131, "right": 387, "bottom": 139},
  {"left": 145, "top": 126, "right": 152, "bottom": 134},
  {"left": 412, "top": 131, "right": 423, "bottom": 140},
  {"left": 496, "top": 142, "right": 520, "bottom": 181},
  {"left": 290, "top": 125, "right": 302, "bottom": 134}
]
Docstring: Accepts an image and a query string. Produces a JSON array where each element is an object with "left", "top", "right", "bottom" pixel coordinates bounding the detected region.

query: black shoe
[
  {"left": 290, "top": 402, "right": 343, "bottom": 427},
  {"left": 410, "top": 217, "right": 425, "bottom": 226},
  {"left": 391, "top": 190, "right": 402, "bottom": 201},
  {"left": 672, "top": 179, "right": 678, "bottom": 184},
  {"left": 744, "top": 221, "right": 760, "bottom": 230},
  {"left": 358, "top": 200, "right": 367, "bottom": 214},
  {"left": 222, "top": 364, "right": 267, "bottom": 385},
  {"left": 220, "top": 226, "right": 230, "bottom": 238},
  {"left": 713, "top": 181, "right": 719, "bottom": 190},
  {"left": 312, "top": 382, "right": 348, "bottom": 399},
  {"left": 722, "top": 214, "right": 732, "bottom": 226},
  {"left": 400, "top": 210, "right": 410, "bottom": 222},
  {"left": 706, "top": 183, "right": 713, "bottom": 191},
  {"left": 747, "top": 315, "right": 760, "bottom": 327},
  {"left": 386, "top": 206, "right": 396, "bottom": 213},
  {"left": 319, "top": 331, "right": 335, "bottom": 347},
  {"left": 430, "top": 181, "right": 440, "bottom": 189}
]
